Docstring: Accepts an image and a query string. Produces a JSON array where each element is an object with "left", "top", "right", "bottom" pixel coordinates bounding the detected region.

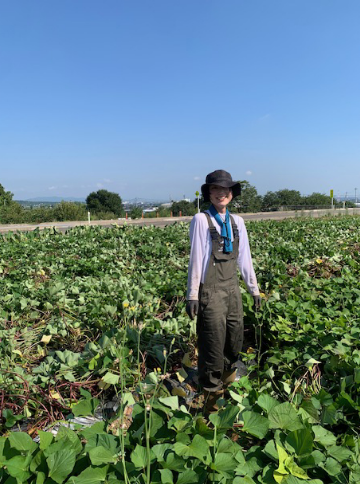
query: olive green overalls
[{"left": 197, "top": 213, "right": 244, "bottom": 392}]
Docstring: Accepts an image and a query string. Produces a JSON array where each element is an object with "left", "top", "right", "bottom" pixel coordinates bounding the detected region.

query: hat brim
[{"left": 201, "top": 182, "right": 241, "bottom": 203}]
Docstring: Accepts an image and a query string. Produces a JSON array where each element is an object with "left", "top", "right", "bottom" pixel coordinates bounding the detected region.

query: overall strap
[
  {"left": 204, "top": 212, "right": 220, "bottom": 241},
  {"left": 229, "top": 215, "right": 239, "bottom": 238}
]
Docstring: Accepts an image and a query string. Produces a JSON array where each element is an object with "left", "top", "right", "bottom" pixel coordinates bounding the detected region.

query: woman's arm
[
  {"left": 236, "top": 216, "right": 260, "bottom": 296},
  {"left": 187, "top": 213, "right": 208, "bottom": 300}
]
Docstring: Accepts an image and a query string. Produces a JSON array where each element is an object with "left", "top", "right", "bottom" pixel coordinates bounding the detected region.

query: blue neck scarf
[{"left": 209, "top": 204, "right": 233, "bottom": 253}]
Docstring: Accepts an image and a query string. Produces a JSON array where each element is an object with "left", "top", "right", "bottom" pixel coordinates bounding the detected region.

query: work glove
[
  {"left": 253, "top": 295, "right": 261, "bottom": 312},
  {"left": 186, "top": 300, "right": 199, "bottom": 320}
]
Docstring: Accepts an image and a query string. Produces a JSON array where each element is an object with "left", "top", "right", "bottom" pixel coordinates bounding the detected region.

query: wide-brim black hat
[{"left": 201, "top": 170, "right": 241, "bottom": 202}]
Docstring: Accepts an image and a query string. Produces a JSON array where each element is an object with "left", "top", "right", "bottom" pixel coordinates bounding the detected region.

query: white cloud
[
  {"left": 48, "top": 186, "right": 56, "bottom": 190},
  {"left": 246, "top": 170, "right": 252, "bottom": 176},
  {"left": 194, "top": 176, "right": 201, "bottom": 180},
  {"left": 96, "top": 183, "right": 104, "bottom": 188}
]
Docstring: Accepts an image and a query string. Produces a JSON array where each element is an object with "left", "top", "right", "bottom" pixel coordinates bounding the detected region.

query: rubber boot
[
  {"left": 221, "top": 369, "right": 237, "bottom": 397},
  {"left": 203, "top": 389, "right": 224, "bottom": 415}
]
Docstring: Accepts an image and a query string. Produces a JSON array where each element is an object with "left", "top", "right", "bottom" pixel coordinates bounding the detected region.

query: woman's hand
[
  {"left": 253, "top": 295, "right": 261, "bottom": 311},
  {"left": 186, "top": 300, "right": 199, "bottom": 319}
]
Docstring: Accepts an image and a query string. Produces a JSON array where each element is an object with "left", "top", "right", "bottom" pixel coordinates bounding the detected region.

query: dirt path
[{"left": 1, "top": 208, "right": 359, "bottom": 234}]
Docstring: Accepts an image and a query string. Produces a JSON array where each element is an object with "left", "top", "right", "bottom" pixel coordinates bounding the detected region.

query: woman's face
[{"left": 209, "top": 185, "right": 233, "bottom": 213}]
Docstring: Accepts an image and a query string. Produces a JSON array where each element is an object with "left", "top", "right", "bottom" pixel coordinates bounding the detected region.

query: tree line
[
  {"left": 169, "top": 181, "right": 355, "bottom": 216},
  {"left": 0, "top": 186, "right": 124, "bottom": 224},
  {"left": 0, "top": 182, "right": 355, "bottom": 224}
]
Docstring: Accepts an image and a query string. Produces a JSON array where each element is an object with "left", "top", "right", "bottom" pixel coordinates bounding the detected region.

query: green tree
[
  {"left": 0, "top": 183, "right": 25, "bottom": 223},
  {"left": 129, "top": 206, "right": 143, "bottom": 219},
  {"left": 0, "top": 183, "right": 14, "bottom": 206},
  {"left": 261, "top": 191, "right": 278, "bottom": 211},
  {"left": 171, "top": 200, "right": 196, "bottom": 216},
  {"left": 262, "top": 189, "right": 303, "bottom": 211},
  {"left": 53, "top": 201, "right": 87, "bottom": 221},
  {"left": 86, "top": 190, "right": 123, "bottom": 216},
  {"left": 230, "top": 180, "right": 262, "bottom": 213},
  {"left": 302, "top": 192, "right": 332, "bottom": 207}
]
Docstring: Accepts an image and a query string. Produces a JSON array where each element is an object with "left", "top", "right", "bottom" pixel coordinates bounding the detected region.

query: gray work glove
[
  {"left": 186, "top": 300, "right": 199, "bottom": 320},
  {"left": 253, "top": 295, "right": 261, "bottom": 311}
]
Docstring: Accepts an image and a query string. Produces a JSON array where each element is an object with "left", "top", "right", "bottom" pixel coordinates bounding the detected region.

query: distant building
[{"left": 143, "top": 207, "right": 158, "bottom": 213}]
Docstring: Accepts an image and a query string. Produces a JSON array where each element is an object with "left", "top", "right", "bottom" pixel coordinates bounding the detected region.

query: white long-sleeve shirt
[{"left": 187, "top": 211, "right": 260, "bottom": 300}]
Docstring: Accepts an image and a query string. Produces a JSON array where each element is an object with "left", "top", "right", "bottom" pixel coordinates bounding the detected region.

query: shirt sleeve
[
  {"left": 235, "top": 216, "right": 260, "bottom": 296},
  {"left": 187, "top": 213, "right": 207, "bottom": 300}
]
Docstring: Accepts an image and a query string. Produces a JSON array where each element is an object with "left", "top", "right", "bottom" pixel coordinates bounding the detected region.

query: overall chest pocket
[{"left": 212, "top": 252, "right": 237, "bottom": 281}]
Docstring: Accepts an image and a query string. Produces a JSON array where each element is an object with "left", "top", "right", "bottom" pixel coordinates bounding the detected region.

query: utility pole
[{"left": 195, "top": 191, "right": 200, "bottom": 213}]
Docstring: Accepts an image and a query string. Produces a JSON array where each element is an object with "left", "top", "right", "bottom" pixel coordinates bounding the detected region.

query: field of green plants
[{"left": 1, "top": 216, "right": 360, "bottom": 484}]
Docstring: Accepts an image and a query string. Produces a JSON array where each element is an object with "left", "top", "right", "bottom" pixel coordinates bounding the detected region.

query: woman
[{"left": 186, "top": 170, "right": 261, "bottom": 413}]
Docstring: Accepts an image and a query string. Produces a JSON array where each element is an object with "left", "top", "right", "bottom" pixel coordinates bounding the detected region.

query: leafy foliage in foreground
[
  {"left": 1, "top": 394, "right": 360, "bottom": 484},
  {"left": 1, "top": 216, "right": 360, "bottom": 482}
]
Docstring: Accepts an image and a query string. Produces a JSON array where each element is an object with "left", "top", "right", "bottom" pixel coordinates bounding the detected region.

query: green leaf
[
  {"left": 173, "top": 442, "right": 190, "bottom": 458},
  {"left": 282, "top": 478, "right": 323, "bottom": 484},
  {"left": 55, "top": 427, "right": 82, "bottom": 455},
  {"left": 263, "top": 440, "right": 278, "bottom": 461},
  {"left": 269, "top": 403, "right": 303, "bottom": 431},
  {"left": 36, "top": 471, "right": 46, "bottom": 484},
  {"left": 310, "top": 450, "right": 326, "bottom": 465},
  {"left": 319, "top": 457, "right": 342, "bottom": 476},
  {"left": 159, "top": 396, "right": 179, "bottom": 410},
  {"left": 321, "top": 403, "right": 337, "bottom": 425},
  {"left": 81, "top": 422, "right": 107, "bottom": 440},
  {"left": 89, "top": 446, "right": 116, "bottom": 466},
  {"left": 5, "top": 454, "right": 32, "bottom": 482},
  {"left": 47, "top": 449, "right": 77, "bottom": 484},
  {"left": 327, "top": 445, "right": 353, "bottom": 463},
  {"left": 0, "top": 437, "right": 6, "bottom": 466},
  {"left": 68, "top": 465, "right": 108, "bottom": 484},
  {"left": 159, "top": 468, "right": 173, "bottom": 484},
  {"left": 8, "top": 432, "right": 37, "bottom": 453},
  {"left": 284, "top": 456, "right": 309, "bottom": 479},
  {"left": 209, "top": 404, "right": 240, "bottom": 429},
  {"left": 212, "top": 452, "right": 238, "bottom": 473},
  {"left": 285, "top": 429, "right": 313, "bottom": 456},
  {"left": 152, "top": 443, "right": 173, "bottom": 462},
  {"left": 30, "top": 449, "right": 46, "bottom": 472},
  {"left": 72, "top": 397, "right": 100, "bottom": 417},
  {"left": 131, "top": 444, "right": 154, "bottom": 469},
  {"left": 163, "top": 452, "right": 187, "bottom": 472},
  {"left": 233, "top": 477, "right": 257, "bottom": 484},
  {"left": 177, "top": 469, "right": 199, "bottom": 484},
  {"left": 299, "top": 399, "right": 319, "bottom": 424},
  {"left": 257, "top": 394, "right": 280, "bottom": 414},
  {"left": 241, "top": 411, "right": 269, "bottom": 439},
  {"left": 38, "top": 431, "right": 54, "bottom": 451},
  {"left": 175, "top": 434, "right": 211, "bottom": 465},
  {"left": 276, "top": 443, "right": 289, "bottom": 475},
  {"left": 101, "top": 372, "right": 120, "bottom": 385},
  {"left": 122, "top": 392, "right": 135, "bottom": 407},
  {"left": 312, "top": 425, "right": 337, "bottom": 447},
  {"left": 350, "top": 465, "right": 360, "bottom": 484}
]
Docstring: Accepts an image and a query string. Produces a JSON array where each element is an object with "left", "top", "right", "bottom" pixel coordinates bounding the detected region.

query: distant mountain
[{"left": 23, "top": 197, "right": 86, "bottom": 203}]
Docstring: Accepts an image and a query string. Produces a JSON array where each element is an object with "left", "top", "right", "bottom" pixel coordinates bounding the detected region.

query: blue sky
[{"left": 1, "top": 1, "right": 359, "bottom": 201}]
